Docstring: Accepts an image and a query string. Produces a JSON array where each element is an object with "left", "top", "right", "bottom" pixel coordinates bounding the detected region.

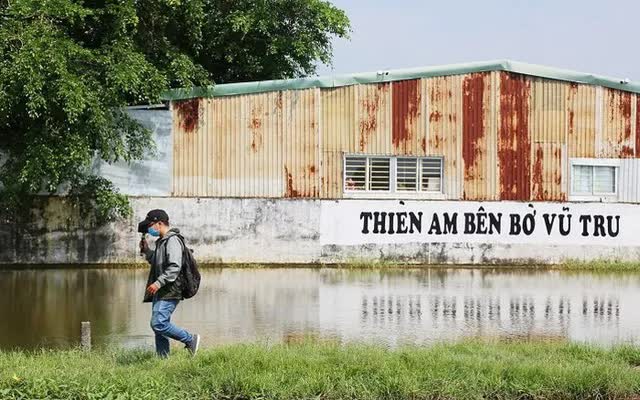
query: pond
[{"left": 2, "top": 267, "right": 639, "bottom": 350}]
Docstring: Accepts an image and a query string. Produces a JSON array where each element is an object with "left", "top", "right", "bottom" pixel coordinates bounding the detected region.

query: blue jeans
[{"left": 150, "top": 299, "right": 193, "bottom": 357}]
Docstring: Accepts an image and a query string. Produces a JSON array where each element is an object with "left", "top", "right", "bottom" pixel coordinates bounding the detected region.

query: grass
[{"left": 1, "top": 341, "right": 639, "bottom": 399}]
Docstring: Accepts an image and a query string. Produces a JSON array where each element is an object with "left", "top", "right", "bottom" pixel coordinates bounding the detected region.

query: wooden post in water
[{"left": 81, "top": 321, "right": 91, "bottom": 351}]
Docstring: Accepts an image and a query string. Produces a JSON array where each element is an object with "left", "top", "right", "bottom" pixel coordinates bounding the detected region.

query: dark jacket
[{"left": 142, "top": 228, "right": 184, "bottom": 302}]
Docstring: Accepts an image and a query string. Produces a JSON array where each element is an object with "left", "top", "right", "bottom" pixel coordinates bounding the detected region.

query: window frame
[
  {"left": 343, "top": 154, "right": 445, "bottom": 198},
  {"left": 569, "top": 158, "right": 620, "bottom": 202}
]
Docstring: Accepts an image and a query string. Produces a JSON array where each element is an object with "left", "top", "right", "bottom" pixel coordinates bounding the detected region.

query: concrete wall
[
  {"left": 2, "top": 197, "right": 640, "bottom": 265},
  {"left": 92, "top": 105, "right": 173, "bottom": 196}
]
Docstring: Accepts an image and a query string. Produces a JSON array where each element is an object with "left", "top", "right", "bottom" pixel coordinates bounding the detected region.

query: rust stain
[
  {"left": 249, "top": 104, "right": 264, "bottom": 152},
  {"left": 275, "top": 92, "right": 283, "bottom": 110},
  {"left": 421, "top": 137, "right": 426, "bottom": 153},
  {"left": 568, "top": 110, "right": 575, "bottom": 135},
  {"left": 392, "top": 79, "right": 420, "bottom": 152},
  {"left": 429, "top": 111, "right": 442, "bottom": 122},
  {"left": 359, "top": 84, "right": 385, "bottom": 151},
  {"left": 309, "top": 165, "right": 316, "bottom": 174},
  {"left": 429, "top": 135, "right": 443, "bottom": 151},
  {"left": 606, "top": 90, "right": 633, "bottom": 157},
  {"left": 532, "top": 145, "right": 544, "bottom": 201},
  {"left": 284, "top": 166, "right": 300, "bottom": 198},
  {"left": 620, "top": 92, "right": 632, "bottom": 141},
  {"left": 637, "top": 95, "right": 640, "bottom": 158},
  {"left": 462, "top": 73, "right": 486, "bottom": 194},
  {"left": 498, "top": 72, "right": 531, "bottom": 200},
  {"left": 175, "top": 98, "right": 200, "bottom": 133},
  {"left": 430, "top": 83, "right": 442, "bottom": 102}
]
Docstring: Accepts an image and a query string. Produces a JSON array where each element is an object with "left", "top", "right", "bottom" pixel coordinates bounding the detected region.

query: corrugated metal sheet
[
  {"left": 529, "top": 78, "right": 566, "bottom": 144},
  {"left": 357, "top": 83, "right": 391, "bottom": 154},
  {"left": 321, "top": 86, "right": 356, "bottom": 198},
  {"left": 392, "top": 79, "right": 424, "bottom": 155},
  {"left": 531, "top": 143, "right": 565, "bottom": 201},
  {"left": 169, "top": 70, "right": 640, "bottom": 203},
  {"left": 426, "top": 75, "right": 463, "bottom": 199},
  {"left": 567, "top": 83, "right": 596, "bottom": 158},
  {"left": 173, "top": 98, "right": 203, "bottom": 196},
  {"left": 634, "top": 94, "right": 639, "bottom": 157},
  {"left": 174, "top": 92, "right": 286, "bottom": 197},
  {"left": 462, "top": 72, "right": 498, "bottom": 200},
  {"left": 618, "top": 159, "right": 640, "bottom": 202},
  {"left": 498, "top": 72, "right": 531, "bottom": 200},
  {"left": 283, "top": 89, "right": 320, "bottom": 198},
  {"left": 529, "top": 78, "right": 567, "bottom": 201},
  {"left": 598, "top": 88, "right": 633, "bottom": 157}
]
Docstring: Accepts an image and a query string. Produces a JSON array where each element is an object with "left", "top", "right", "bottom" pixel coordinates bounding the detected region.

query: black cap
[{"left": 137, "top": 209, "right": 169, "bottom": 233}]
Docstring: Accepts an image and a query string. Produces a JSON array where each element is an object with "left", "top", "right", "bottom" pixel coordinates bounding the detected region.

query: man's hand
[
  {"left": 139, "top": 238, "right": 149, "bottom": 254},
  {"left": 146, "top": 282, "right": 160, "bottom": 296}
]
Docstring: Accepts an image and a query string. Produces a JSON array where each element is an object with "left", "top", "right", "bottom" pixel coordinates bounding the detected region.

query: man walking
[{"left": 138, "top": 209, "right": 200, "bottom": 357}]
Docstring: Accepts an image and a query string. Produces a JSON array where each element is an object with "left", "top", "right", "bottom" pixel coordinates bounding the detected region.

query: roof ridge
[{"left": 162, "top": 60, "right": 640, "bottom": 100}]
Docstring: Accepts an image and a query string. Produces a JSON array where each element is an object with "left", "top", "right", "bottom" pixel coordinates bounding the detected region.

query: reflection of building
[
  {"left": 173, "top": 269, "right": 321, "bottom": 345},
  {"left": 319, "top": 269, "right": 636, "bottom": 346}
]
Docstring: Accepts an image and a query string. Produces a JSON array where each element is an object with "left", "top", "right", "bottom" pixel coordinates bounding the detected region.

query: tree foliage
[{"left": 0, "top": 0, "right": 350, "bottom": 225}]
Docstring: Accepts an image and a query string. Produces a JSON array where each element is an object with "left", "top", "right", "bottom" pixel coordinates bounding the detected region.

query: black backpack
[{"left": 172, "top": 234, "right": 201, "bottom": 299}]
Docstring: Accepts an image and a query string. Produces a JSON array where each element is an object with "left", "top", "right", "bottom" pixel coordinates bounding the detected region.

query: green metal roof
[{"left": 161, "top": 59, "right": 640, "bottom": 100}]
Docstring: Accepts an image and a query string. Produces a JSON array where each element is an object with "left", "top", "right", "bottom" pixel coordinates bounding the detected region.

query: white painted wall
[{"left": 3, "top": 197, "right": 640, "bottom": 265}]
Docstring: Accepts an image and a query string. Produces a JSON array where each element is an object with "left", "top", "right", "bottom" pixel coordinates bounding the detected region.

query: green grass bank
[{"left": 1, "top": 341, "right": 639, "bottom": 400}]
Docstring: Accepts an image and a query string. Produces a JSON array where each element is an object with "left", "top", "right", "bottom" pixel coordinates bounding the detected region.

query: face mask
[{"left": 148, "top": 226, "right": 160, "bottom": 237}]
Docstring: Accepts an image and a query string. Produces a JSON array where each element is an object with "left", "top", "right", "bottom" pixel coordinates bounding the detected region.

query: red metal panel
[
  {"left": 600, "top": 88, "right": 633, "bottom": 157},
  {"left": 637, "top": 95, "right": 640, "bottom": 157},
  {"left": 392, "top": 79, "right": 422, "bottom": 155},
  {"left": 462, "top": 73, "right": 487, "bottom": 200},
  {"left": 499, "top": 72, "right": 531, "bottom": 201}
]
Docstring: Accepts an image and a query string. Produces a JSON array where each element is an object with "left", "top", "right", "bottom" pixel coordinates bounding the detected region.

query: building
[
  {"left": 5, "top": 60, "right": 640, "bottom": 265},
  {"left": 164, "top": 59, "right": 640, "bottom": 204}
]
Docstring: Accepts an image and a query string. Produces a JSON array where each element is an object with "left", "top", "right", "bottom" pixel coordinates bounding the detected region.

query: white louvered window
[
  {"left": 571, "top": 164, "right": 617, "bottom": 195},
  {"left": 396, "top": 157, "right": 418, "bottom": 191},
  {"left": 344, "top": 157, "right": 367, "bottom": 190},
  {"left": 344, "top": 155, "right": 444, "bottom": 195},
  {"left": 368, "top": 157, "right": 391, "bottom": 191},
  {"left": 420, "top": 158, "right": 443, "bottom": 192}
]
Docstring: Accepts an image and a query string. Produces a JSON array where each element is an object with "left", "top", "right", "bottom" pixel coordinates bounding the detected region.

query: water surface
[{"left": 2, "top": 268, "right": 639, "bottom": 350}]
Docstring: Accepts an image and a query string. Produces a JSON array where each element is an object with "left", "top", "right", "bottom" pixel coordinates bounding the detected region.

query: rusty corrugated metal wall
[
  {"left": 172, "top": 72, "right": 640, "bottom": 202},
  {"left": 462, "top": 72, "right": 499, "bottom": 200}
]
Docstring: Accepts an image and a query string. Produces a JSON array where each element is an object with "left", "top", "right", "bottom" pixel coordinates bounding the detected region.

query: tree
[
  {"left": 134, "top": 0, "right": 351, "bottom": 83},
  {"left": 0, "top": 0, "right": 350, "bottom": 225}
]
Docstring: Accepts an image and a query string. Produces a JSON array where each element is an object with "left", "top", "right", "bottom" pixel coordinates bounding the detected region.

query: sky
[{"left": 316, "top": 0, "right": 639, "bottom": 81}]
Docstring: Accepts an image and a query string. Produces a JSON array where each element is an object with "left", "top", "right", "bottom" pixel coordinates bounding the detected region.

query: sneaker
[{"left": 186, "top": 334, "right": 200, "bottom": 356}]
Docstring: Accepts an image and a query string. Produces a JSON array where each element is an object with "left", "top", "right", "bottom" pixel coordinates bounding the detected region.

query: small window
[
  {"left": 397, "top": 158, "right": 418, "bottom": 191},
  {"left": 344, "top": 155, "right": 443, "bottom": 195},
  {"left": 571, "top": 164, "right": 616, "bottom": 195},
  {"left": 421, "top": 158, "right": 443, "bottom": 192},
  {"left": 344, "top": 157, "right": 366, "bottom": 190},
  {"left": 368, "top": 157, "right": 391, "bottom": 191}
]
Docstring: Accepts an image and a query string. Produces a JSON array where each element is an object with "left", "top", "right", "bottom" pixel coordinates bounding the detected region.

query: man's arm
[{"left": 153, "top": 236, "right": 183, "bottom": 288}]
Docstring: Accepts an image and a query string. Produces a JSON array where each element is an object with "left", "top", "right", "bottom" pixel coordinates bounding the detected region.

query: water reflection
[{"left": 1, "top": 268, "right": 639, "bottom": 350}]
